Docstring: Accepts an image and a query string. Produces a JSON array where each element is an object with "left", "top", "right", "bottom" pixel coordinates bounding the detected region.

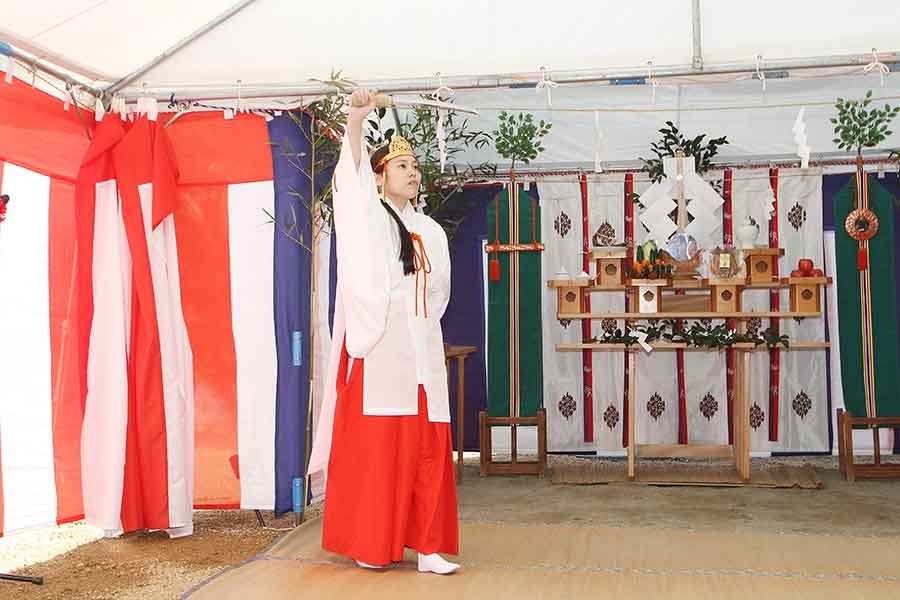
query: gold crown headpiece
[{"left": 375, "top": 136, "right": 416, "bottom": 169}]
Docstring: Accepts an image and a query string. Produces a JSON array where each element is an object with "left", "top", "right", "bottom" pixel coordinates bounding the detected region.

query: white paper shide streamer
[
  {"left": 792, "top": 107, "right": 810, "bottom": 169},
  {"left": 593, "top": 111, "right": 603, "bottom": 173},
  {"left": 436, "top": 109, "right": 447, "bottom": 174},
  {"left": 536, "top": 66, "right": 558, "bottom": 108}
]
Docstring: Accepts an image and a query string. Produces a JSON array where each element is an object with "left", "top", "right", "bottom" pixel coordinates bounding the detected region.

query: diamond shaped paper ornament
[{"left": 638, "top": 153, "right": 725, "bottom": 245}]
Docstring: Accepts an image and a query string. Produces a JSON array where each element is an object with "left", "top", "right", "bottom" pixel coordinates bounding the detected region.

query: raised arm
[
  {"left": 332, "top": 89, "right": 393, "bottom": 357},
  {"left": 347, "top": 88, "right": 377, "bottom": 172}
]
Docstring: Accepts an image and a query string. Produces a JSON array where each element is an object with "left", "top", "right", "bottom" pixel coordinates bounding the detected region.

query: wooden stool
[
  {"left": 479, "top": 409, "right": 547, "bottom": 476},
  {"left": 837, "top": 408, "right": 900, "bottom": 482},
  {"left": 444, "top": 344, "right": 477, "bottom": 480}
]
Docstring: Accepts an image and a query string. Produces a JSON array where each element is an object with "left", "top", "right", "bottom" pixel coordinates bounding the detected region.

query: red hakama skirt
[{"left": 322, "top": 339, "right": 459, "bottom": 565}]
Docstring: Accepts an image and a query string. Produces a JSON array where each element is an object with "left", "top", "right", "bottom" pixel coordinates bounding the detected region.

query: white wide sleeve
[
  {"left": 332, "top": 133, "right": 392, "bottom": 356},
  {"left": 427, "top": 224, "right": 452, "bottom": 320}
]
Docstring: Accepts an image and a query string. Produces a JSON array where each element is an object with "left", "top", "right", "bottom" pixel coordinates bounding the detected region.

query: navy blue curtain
[
  {"left": 437, "top": 185, "right": 502, "bottom": 449},
  {"left": 268, "top": 111, "right": 332, "bottom": 514}
]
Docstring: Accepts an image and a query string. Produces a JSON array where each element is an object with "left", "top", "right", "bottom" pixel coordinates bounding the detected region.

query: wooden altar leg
[
  {"left": 479, "top": 411, "right": 489, "bottom": 477},
  {"left": 732, "top": 351, "right": 743, "bottom": 476},
  {"left": 837, "top": 409, "right": 847, "bottom": 476},
  {"left": 735, "top": 350, "right": 751, "bottom": 482},
  {"left": 873, "top": 426, "right": 881, "bottom": 466},
  {"left": 456, "top": 355, "right": 465, "bottom": 480},
  {"left": 627, "top": 351, "right": 636, "bottom": 481},
  {"left": 844, "top": 410, "right": 856, "bottom": 482},
  {"left": 537, "top": 408, "right": 547, "bottom": 476}
]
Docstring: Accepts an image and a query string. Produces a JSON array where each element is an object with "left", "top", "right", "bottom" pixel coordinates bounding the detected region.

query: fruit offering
[{"left": 793, "top": 259, "right": 822, "bottom": 278}]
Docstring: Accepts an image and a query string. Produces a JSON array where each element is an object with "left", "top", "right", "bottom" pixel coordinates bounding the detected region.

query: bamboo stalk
[{"left": 300, "top": 116, "right": 319, "bottom": 525}]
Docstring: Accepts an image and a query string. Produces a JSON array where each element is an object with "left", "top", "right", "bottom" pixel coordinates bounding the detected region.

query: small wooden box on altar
[
  {"left": 547, "top": 279, "right": 592, "bottom": 316},
  {"left": 627, "top": 279, "right": 670, "bottom": 313},
  {"left": 743, "top": 248, "right": 784, "bottom": 284},
  {"left": 784, "top": 276, "right": 829, "bottom": 313},
  {"left": 591, "top": 248, "right": 628, "bottom": 289},
  {"left": 708, "top": 278, "right": 745, "bottom": 313}
]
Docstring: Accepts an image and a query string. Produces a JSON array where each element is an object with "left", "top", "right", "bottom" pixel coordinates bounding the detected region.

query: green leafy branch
[
  {"left": 264, "top": 69, "right": 353, "bottom": 248},
  {"left": 584, "top": 319, "right": 790, "bottom": 350},
  {"left": 262, "top": 204, "right": 311, "bottom": 253},
  {"left": 832, "top": 90, "right": 899, "bottom": 156},
  {"left": 639, "top": 121, "right": 729, "bottom": 184},
  {"left": 492, "top": 111, "right": 552, "bottom": 172}
]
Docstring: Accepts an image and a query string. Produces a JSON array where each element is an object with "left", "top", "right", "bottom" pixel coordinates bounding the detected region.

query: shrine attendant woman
[{"left": 306, "top": 88, "right": 460, "bottom": 574}]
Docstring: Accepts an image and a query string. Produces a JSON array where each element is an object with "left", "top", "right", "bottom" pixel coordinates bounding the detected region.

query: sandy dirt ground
[{"left": 4, "top": 455, "right": 899, "bottom": 599}]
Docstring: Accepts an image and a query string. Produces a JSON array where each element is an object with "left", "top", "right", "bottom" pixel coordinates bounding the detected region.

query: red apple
[
  {"left": 790, "top": 269, "right": 804, "bottom": 277},
  {"left": 798, "top": 258, "right": 814, "bottom": 275},
  {"left": 811, "top": 268, "right": 824, "bottom": 277}
]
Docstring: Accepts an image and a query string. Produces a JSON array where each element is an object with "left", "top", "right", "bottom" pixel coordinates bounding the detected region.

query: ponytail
[{"left": 381, "top": 200, "right": 415, "bottom": 275}]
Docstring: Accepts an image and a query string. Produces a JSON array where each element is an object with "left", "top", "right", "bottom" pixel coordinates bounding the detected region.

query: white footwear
[
  {"left": 417, "top": 552, "right": 460, "bottom": 574},
  {"left": 355, "top": 560, "right": 388, "bottom": 569}
]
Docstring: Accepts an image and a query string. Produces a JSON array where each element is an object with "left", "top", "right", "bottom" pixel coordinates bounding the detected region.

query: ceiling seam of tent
[
  {"left": 102, "top": 0, "right": 260, "bottom": 100},
  {"left": 27, "top": 0, "right": 113, "bottom": 40}
]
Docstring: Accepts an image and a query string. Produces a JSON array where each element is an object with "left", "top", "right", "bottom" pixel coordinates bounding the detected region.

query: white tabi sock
[{"left": 417, "top": 552, "right": 460, "bottom": 574}]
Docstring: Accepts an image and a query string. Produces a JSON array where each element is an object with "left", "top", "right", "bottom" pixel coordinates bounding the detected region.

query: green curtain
[
  {"left": 486, "top": 186, "right": 543, "bottom": 418},
  {"left": 834, "top": 177, "right": 900, "bottom": 420}
]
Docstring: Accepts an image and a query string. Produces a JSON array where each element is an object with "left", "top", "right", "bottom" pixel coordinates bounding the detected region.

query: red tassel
[
  {"left": 857, "top": 247, "right": 868, "bottom": 270},
  {"left": 489, "top": 257, "right": 500, "bottom": 281}
]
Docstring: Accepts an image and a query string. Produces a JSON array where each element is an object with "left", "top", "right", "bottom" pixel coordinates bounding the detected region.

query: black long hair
[{"left": 370, "top": 144, "right": 415, "bottom": 275}]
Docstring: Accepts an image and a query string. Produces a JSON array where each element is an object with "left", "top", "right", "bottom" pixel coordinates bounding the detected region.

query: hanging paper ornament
[
  {"left": 2, "top": 53, "right": 13, "bottom": 84},
  {"left": 638, "top": 154, "right": 724, "bottom": 246},
  {"left": 863, "top": 48, "right": 889, "bottom": 87},
  {"left": 593, "top": 111, "right": 604, "bottom": 173},
  {"left": 535, "top": 66, "right": 558, "bottom": 108},
  {"left": 792, "top": 107, "right": 811, "bottom": 169},
  {"left": 436, "top": 109, "right": 447, "bottom": 174},
  {"left": 94, "top": 96, "right": 106, "bottom": 121}
]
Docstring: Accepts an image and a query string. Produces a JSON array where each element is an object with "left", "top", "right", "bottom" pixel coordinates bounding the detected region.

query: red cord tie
[{"left": 409, "top": 232, "right": 432, "bottom": 318}]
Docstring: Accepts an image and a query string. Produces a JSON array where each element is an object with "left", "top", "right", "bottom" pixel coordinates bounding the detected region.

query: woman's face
[{"left": 377, "top": 156, "right": 421, "bottom": 202}]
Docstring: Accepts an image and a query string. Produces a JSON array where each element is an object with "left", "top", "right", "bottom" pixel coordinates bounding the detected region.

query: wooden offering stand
[
  {"left": 548, "top": 253, "right": 833, "bottom": 484},
  {"left": 743, "top": 248, "right": 784, "bottom": 285},
  {"left": 592, "top": 248, "right": 628, "bottom": 288}
]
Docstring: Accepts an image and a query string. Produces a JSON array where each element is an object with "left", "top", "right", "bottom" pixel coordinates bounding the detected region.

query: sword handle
[{"left": 349, "top": 93, "right": 393, "bottom": 109}]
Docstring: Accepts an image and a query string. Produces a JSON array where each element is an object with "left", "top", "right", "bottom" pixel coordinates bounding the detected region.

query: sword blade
[{"left": 385, "top": 95, "right": 480, "bottom": 116}]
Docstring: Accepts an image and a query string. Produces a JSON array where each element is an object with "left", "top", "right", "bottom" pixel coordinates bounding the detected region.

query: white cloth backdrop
[
  {"left": 683, "top": 170, "right": 728, "bottom": 445},
  {"left": 587, "top": 176, "right": 626, "bottom": 452},
  {"left": 632, "top": 175, "right": 680, "bottom": 445},
  {"left": 730, "top": 169, "right": 777, "bottom": 454},
  {"left": 539, "top": 181, "right": 591, "bottom": 451},
  {"left": 775, "top": 169, "right": 829, "bottom": 452}
]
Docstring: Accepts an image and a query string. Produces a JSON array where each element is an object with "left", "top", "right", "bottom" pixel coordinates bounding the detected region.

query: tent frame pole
[
  {"left": 113, "top": 50, "right": 899, "bottom": 102},
  {"left": 691, "top": 0, "right": 703, "bottom": 71},
  {"left": 0, "top": 40, "right": 103, "bottom": 97}
]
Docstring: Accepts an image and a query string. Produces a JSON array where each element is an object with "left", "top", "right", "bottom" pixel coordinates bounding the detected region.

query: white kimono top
[{"left": 307, "top": 134, "right": 452, "bottom": 476}]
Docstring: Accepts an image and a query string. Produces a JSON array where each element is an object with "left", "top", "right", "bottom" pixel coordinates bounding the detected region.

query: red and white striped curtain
[{"left": 1, "top": 80, "right": 282, "bottom": 537}]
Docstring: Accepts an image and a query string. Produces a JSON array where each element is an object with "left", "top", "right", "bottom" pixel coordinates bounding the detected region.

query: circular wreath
[{"left": 845, "top": 208, "right": 879, "bottom": 241}]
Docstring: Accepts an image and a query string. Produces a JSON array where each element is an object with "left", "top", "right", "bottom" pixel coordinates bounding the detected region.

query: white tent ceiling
[
  {"left": 2, "top": 0, "right": 900, "bottom": 169},
  {"left": 2, "top": 1, "right": 898, "bottom": 89}
]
